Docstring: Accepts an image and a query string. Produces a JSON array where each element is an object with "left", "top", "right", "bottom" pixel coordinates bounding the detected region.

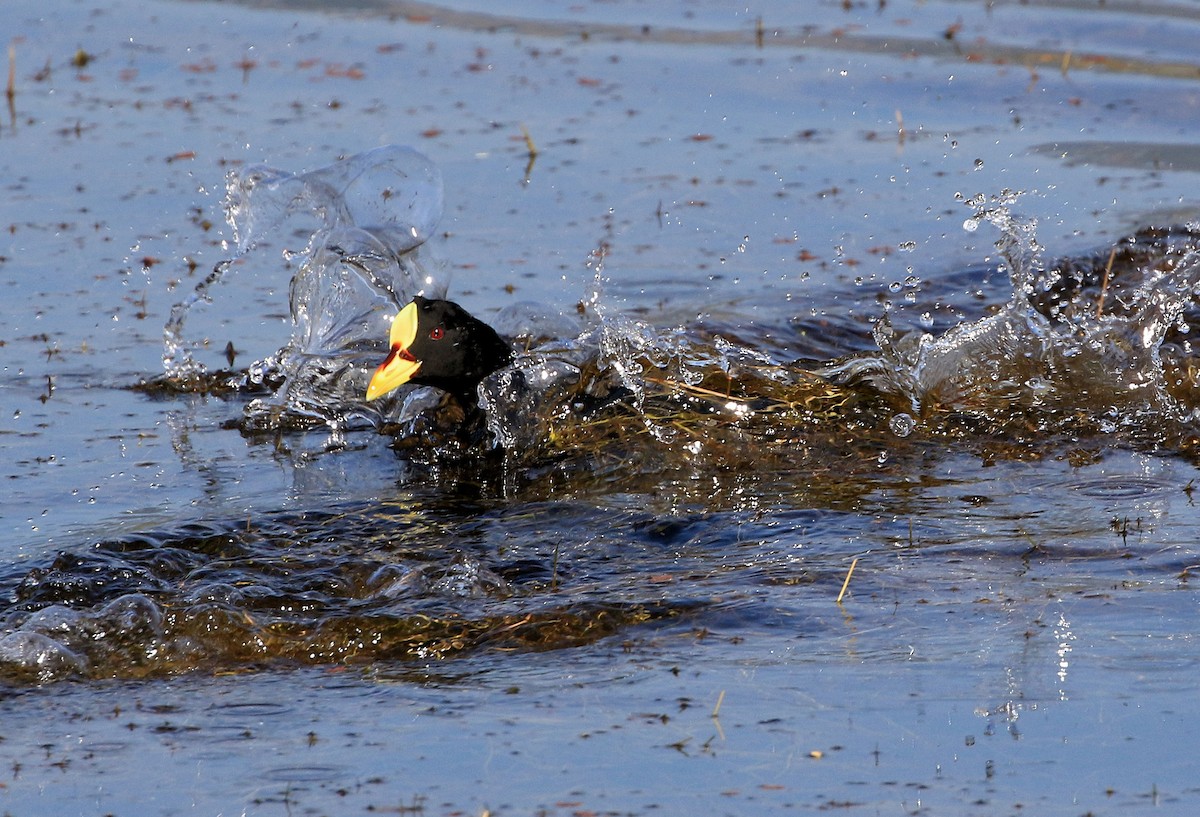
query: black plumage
[{"left": 367, "top": 296, "right": 512, "bottom": 405}]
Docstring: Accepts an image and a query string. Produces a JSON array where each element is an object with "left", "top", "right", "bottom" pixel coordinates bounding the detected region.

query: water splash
[
  {"left": 0, "top": 593, "right": 164, "bottom": 683},
  {"left": 162, "top": 146, "right": 446, "bottom": 428},
  {"left": 224, "top": 145, "right": 443, "bottom": 258},
  {"left": 479, "top": 244, "right": 746, "bottom": 453},
  {"left": 830, "top": 191, "right": 1200, "bottom": 439},
  {"left": 158, "top": 158, "right": 1200, "bottom": 458}
]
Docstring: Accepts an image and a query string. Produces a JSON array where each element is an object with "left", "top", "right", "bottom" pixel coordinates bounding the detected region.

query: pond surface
[{"left": 3, "top": 0, "right": 1200, "bottom": 814}]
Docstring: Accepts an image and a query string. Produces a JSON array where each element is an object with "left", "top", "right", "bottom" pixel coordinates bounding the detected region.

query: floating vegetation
[{"left": 499, "top": 353, "right": 889, "bottom": 476}]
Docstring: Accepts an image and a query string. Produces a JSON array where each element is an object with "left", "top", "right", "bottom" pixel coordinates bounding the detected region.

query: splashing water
[
  {"left": 158, "top": 146, "right": 770, "bottom": 451},
  {"left": 157, "top": 156, "right": 1200, "bottom": 459},
  {"left": 478, "top": 242, "right": 779, "bottom": 454},
  {"left": 162, "top": 146, "right": 446, "bottom": 428},
  {"left": 829, "top": 191, "right": 1200, "bottom": 440}
]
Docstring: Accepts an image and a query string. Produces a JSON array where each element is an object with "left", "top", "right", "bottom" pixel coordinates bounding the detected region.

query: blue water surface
[{"left": 2, "top": 0, "right": 1200, "bottom": 814}]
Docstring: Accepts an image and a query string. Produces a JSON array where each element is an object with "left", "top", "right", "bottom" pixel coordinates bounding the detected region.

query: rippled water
[{"left": 4, "top": 0, "right": 1200, "bottom": 814}]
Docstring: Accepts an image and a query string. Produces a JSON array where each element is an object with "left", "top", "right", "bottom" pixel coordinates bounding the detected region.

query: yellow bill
[{"left": 365, "top": 301, "right": 422, "bottom": 400}]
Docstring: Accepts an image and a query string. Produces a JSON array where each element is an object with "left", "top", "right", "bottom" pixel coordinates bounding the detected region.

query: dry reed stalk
[{"left": 836, "top": 557, "right": 859, "bottom": 604}]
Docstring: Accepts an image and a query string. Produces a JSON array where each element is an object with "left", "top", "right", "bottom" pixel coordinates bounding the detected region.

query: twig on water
[
  {"left": 711, "top": 690, "right": 727, "bottom": 741},
  {"left": 836, "top": 557, "right": 859, "bottom": 605},
  {"left": 6, "top": 43, "right": 15, "bottom": 102},
  {"left": 520, "top": 123, "right": 538, "bottom": 159},
  {"left": 520, "top": 124, "right": 538, "bottom": 181},
  {"left": 711, "top": 689, "right": 726, "bottom": 719}
]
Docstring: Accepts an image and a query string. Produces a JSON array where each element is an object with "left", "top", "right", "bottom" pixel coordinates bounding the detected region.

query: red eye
[{"left": 429, "top": 326, "right": 444, "bottom": 340}]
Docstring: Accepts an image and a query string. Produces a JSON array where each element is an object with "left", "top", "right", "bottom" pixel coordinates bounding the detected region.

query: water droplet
[
  {"left": 889, "top": 413, "right": 916, "bottom": 437},
  {"left": 963, "top": 217, "right": 980, "bottom": 233},
  {"left": 898, "top": 240, "right": 916, "bottom": 252}
]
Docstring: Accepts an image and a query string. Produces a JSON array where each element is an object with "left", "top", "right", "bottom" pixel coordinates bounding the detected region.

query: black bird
[{"left": 366, "top": 296, "right": 512, "bottom": 404}]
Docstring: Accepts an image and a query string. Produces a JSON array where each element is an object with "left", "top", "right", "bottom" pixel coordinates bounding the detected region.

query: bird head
[{"left": 366, "top": 296, "right": 512, "bottom": 402}]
